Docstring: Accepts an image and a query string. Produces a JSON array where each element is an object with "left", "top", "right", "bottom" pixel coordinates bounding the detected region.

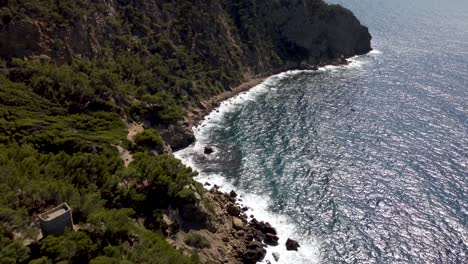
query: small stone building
[{"left": 38, "top": 203, "right": 74, "bottom": 237}]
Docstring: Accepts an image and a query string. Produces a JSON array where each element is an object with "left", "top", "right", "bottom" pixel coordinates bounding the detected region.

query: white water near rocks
[
  {"left": 177, "top": 0, "right": 468, "bottom": 263},
  {"left": 175, "top": 54, "right": 379, "bottom": 264}
]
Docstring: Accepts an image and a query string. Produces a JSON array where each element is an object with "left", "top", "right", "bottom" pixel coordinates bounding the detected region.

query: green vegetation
[
  {"left": 184, "top": 233, "right": 210, "bottom": 249},
  {"left": 0, "top": 1, "right": 219, "bottom": 261},
  {"left": 133, "top": 129, "right": 164, "bottom": 152},
  {"left": 0, "top": 0, "right": 361, "bottom": 262}
]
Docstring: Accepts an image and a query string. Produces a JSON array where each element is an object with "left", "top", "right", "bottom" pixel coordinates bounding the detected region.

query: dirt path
[
  {"left": 116, "top": 122, "right": 144, "bottom": 167},
  {"left": 127, "top": 122, "right": 144, "bottom": 142}
]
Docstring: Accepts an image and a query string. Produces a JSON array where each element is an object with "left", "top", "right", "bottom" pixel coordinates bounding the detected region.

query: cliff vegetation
[{"left": 0, "top": 0, "right": 371, "bottom": 263}]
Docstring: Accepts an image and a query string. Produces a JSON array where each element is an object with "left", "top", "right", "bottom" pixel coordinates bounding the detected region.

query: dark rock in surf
[
  {"left": 286, "top": 238, "right": 300, "bottom": 251},
  {"left": 204, "top": 146, "right": 214, "bottom": 154},
  {"left": 230, "top": 190, "right": 237, "bottom": 198},
  {"left": 264, "top": 233, "right": 279, "bottom": 246}
]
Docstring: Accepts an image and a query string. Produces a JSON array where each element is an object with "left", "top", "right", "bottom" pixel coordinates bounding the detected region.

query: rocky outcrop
[
  {"left": 286, "top": 238, "right": 301, "bottom": 251},
  {"left": 158, "top": 125, "right": 195, "bottom": 151},
  {"left": 166, "top": 186, "right": 286, "bottom": 263}
]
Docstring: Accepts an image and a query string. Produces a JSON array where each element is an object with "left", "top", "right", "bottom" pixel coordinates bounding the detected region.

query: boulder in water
[
  {"left": 229, "top": 190, "right": 237, "bottom": 198},
  {"left": 286, "top": 238, "right": 300, "bottom": 251},
  {"left": 204, "top": 146, "right": 214, "bottom": 154},
  {"left": 264, "top": 233, "right": 279, "bottom": 246},
  {"left": 272, "top": 252, "right": 280, "bottom": 262}
]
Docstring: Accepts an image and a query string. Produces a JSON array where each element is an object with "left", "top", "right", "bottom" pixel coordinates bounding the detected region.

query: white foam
[
  {"left": 369, "top": 49, "right": 383, "bottom": 55},
  {"left": 175, "top": 52, "right": 380, "bottom": 263},
  {"left": 176, "top": 146, "right": 321, "bottom": 264}
]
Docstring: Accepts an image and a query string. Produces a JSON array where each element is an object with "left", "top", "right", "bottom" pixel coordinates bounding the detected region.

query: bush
[
  {"left": 133, "top": 129, "right": 164, "bottom": 152},
  {"left": 184, "top": 233, "right": 210, "bottom": 249}
]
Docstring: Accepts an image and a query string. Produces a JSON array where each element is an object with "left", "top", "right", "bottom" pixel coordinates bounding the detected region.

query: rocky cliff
[
  {"left": 0, "top": 1, "right": 371, "bottom": 263},
  {"left": 0, "top": 0, "right": 371, "bottom": 75}
]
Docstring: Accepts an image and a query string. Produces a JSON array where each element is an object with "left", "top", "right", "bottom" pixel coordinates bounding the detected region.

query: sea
[{"left": 175, "top": 0, "right": 468, "bottom": 263}]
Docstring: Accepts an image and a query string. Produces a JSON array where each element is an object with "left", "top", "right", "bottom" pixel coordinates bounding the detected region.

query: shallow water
[{"left": 176, "top": 0, "right": 468, "bottom": 263}]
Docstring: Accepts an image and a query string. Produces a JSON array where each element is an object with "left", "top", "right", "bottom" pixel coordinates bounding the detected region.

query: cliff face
[{"left": 0, "top": 0, "right": 371, "bottom": 76}]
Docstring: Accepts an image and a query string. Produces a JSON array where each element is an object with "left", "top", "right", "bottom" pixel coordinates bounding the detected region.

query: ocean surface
[{"left": 175, "top": 0, "right": 468, "bottom": 263}]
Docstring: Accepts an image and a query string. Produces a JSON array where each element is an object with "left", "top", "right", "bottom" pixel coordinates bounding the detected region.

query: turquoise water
[{"left": 176, "top": 0, "right": 468, "bottom": 263}]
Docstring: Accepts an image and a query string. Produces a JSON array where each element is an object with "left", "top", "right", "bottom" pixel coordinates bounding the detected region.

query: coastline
[
  {"left": 172, "top": 59, "right": 356, "bottom": 263},
  {"left": 183, "top": 56, "right": 355, "bottom": 131},
  {"left": 185, "top": 77, "right": 267, "bottom": 129}
]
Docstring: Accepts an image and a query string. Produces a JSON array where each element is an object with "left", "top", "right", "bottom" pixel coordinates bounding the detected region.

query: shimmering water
[{"left": 176, "top": 0, "right": 468, "bottom": 263}]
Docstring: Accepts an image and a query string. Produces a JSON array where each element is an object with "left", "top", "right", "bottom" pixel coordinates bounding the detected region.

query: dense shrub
[{"left": 133, "top": 129, "right": 164, "bottom": 152}]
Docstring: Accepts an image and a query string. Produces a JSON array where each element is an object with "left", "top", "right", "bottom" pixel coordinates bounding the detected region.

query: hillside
[{"left": 0, "top": 0, "right": 371, "bottom": 263}]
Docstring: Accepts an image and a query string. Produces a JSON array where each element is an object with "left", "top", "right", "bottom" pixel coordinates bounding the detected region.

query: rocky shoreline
[
  {"left": 166, "top": 58, "right": 353, "bottom": 263},
  {"left": 166, "top": 184, "right": 300, "bottom": 264},
  {"left": 160, "top": 58, "right": 352, "bottom": 152}
]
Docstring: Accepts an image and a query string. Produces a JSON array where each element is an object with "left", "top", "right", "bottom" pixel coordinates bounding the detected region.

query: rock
[
  {"left": 232, "top": 217, "right": 244, "bottom": 230},
  {"left": 204, "top": 146, "right": 214, "bottom": 154},
  {"left": 250, "top": 219, "right": 277, "bottom": 235},
  {"left": 272, "top": 252, "right": 280, "bottom": 262},
  {"left": 286, "top": 238, "right": 300, "bottom": 251},
  {"left": 242, "top": 206, "right": 249, "bottom": 212},
  {"left": 243, "top": 241, "right": 267, "bottom": 264},
  {"left": 229, "top": 190, "right": 237, "bottom": 198},
  {"left": 243, "top": 248, "right": 266, "bottom": 264},
  {"left": 266, "top": 261, "right": 272, "bottom": 264},
  {"left": 159, "top": 125, "right": 195, "bottom": 151},
  {"left": 247, "top": 241, "right": 264, "bottom": 250},
  {"left": 264, "top": 233, "right": 279, "bottom": 246},
  {"left": 253, "top": 230, "right": 265, "bottom": 242},
  {"left": 199, "top": 102, "right": 208, "bottom": 110},
  {"left": 226, "top": 204, "right": 241, "bottom": 217},
  {"left": 179, "top": 204, "right": 209, "bottom": 228},
  {"left": 261, "top": 222, "right": 277, "bottom": 235},
  {"left": 204, "top": 182, "right": 211, "bottom": 186},
  {"left": 210, "top": 184, "right": 221, "bottom": 193}
]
